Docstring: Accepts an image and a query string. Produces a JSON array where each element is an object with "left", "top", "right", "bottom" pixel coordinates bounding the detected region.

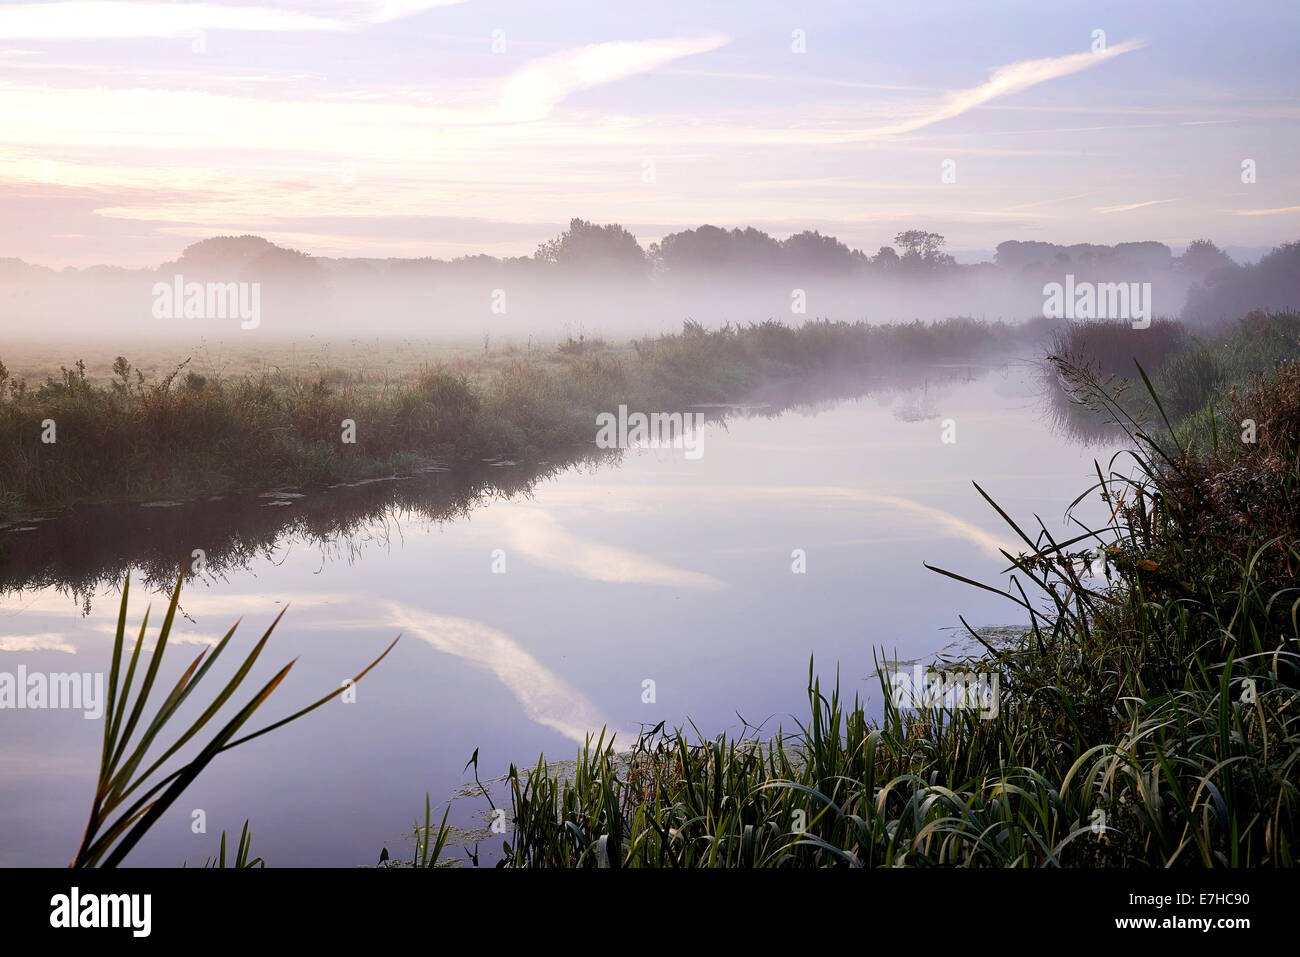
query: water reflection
[
  {"left": 1035, "top": 356, "right": 1131, "bottom": 447},
  {"left": 384, "top": 603, "right": 635, "bottom": 746},
  {"left": 502, "top": 506, "right": 725, "bottom": 589},
  {"left": 0, "top": 362, "right": 996, "bottom": 612}
]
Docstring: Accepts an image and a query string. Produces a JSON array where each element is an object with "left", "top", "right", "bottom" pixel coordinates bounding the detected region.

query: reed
[
  {"left": 203, "top": 821, "right": 264, "bottom": 868},
  {"left": 480, "top": 354, "right": 1300, "bottom": 867},
  {"left": 1048, "top": 309, "right": 1300, "bottom": 451},
  {"left": 71, "top": 568, "right": 397, "bottom": 867}
]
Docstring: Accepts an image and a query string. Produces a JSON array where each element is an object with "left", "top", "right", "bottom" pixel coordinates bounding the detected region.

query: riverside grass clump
[
  {"left": 0, "top": 317, "right": 1027, "bottom": 523},
  {"left": 1049, "top": 310, "right": 1300, "bottom": 450},
  {"left": 475, "top": 359, "right": 1299, "bottom": 868}
]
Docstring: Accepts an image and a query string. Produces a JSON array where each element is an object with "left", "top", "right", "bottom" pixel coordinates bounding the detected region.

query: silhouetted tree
[
  {"left": 1113, "top": 241, "right": 1173, "bottom": 272},
  {"left": 872, "top": 246, "right": 901, "bottom": 271},
  {"left": 650, "top": 225, "right": 783, "bottom": 273},
  {"left": 781, "top": 229, "right": 867, "bottom": 272},
  {"left": 163, "top": 235, "right": 279, "bottom": 272},
  {"left": 893, "top": 230, "right": 955, "bottom": 269},
  {"left": 534, "top": 218, "right": 647, "bottom": 276},
  {"left": 995, "top": 239, "right": 1173, "bottom": 274},
  {"left": 1178, "top": 239, "right": 1234, "bottom": 276},
  {"left": 1183, "top": 241, "right": 1300, "bottom": 328}
]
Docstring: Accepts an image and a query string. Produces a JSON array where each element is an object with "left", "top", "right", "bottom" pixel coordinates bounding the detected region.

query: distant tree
[
  {"left": 245, "top": 245, "right": 317, "bottom": 277},
  {"left": 995, "top": 239, "right": 1172, "bottom": 274},
  {"left": 893, "top": 230, "right": 943, "bottom": 259},
  {"left": 534, "top": 218, "right": 647, "bottom": 276},
  {"left": 652, "top": 224, "right": 783, "bottom": 273},
  {"left": 1178, "top": 239, "right": 1234, "bottom": 276},
  {"left": 1182, "top": 241, "right": 1300, "bottom": 328},
  {"left": 1113, "top": 241, "right": 1173, "bottom": 271},
  {"left": 163, "top": 235, "right": 321, "bottom": 285},
  {"left": 872, "top": 246, "right": 901, "bottom": 270},
  {"left": 174, "top": 235, "right": 278, "bottom": 269},
  {"left": 893, "top": 230, "right": 955, "bottom": 269},
  {"left": 995, "top": 240, "right": 1058, "bottom": 270},
  {"left": 781, "top": 229, "right": 867, "bottom": 272}
]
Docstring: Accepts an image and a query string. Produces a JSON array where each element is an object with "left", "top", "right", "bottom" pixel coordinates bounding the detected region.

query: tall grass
[
  {"left": 1049, "top": 310, "right": 1300, "bottom": 451},
  {"left": 480, "top": 354, "right": 1300, "bottom": 868},
  {"left": 202, "top": 821, "right": 264, "bottom": 868},
  {"left": 1050, "top": 318, "right": 1188, "bottom": 379},
  {"left": 0, "top": 318, "right": 1034, "bottom": 523}
]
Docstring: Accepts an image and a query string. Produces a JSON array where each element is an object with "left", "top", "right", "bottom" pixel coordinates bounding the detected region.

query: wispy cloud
[
  {"left": 663, "top": 68, "right": 932, "bottom": 92},
  {"left": 998, "top": 192, "right": 1094, "bottom": 212},
  {"left": 499, "top": 35, "right": 730, "bottom": 121},
  {"left": 1095, "top": 198, "right": 1176, "bottom": 214},
  {"left": 867, "top": 38, "right": 1147, "bottom": 136},
  {"left": 1229, "top": 205, "right": 1300, "bottom": 216}
]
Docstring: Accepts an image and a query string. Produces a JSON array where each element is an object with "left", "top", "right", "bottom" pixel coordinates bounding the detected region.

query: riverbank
[{"left": 0, "top": 317, "right": 1034, "bottom": 525}]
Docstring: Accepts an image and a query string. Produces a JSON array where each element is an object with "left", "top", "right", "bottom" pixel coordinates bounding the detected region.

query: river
[{"left": 0, "top": 359, "right": 1126, "bottom": 866}]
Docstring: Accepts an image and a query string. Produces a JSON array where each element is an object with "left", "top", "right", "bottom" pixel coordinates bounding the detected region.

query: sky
[{"left": 0, "top": 0, "right": 1297, "bottom": 268}]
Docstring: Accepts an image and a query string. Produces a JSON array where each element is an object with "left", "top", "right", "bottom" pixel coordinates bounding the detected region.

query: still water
[{"left": 0, "top": 362, "right": 1124, "bottom": 866}]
